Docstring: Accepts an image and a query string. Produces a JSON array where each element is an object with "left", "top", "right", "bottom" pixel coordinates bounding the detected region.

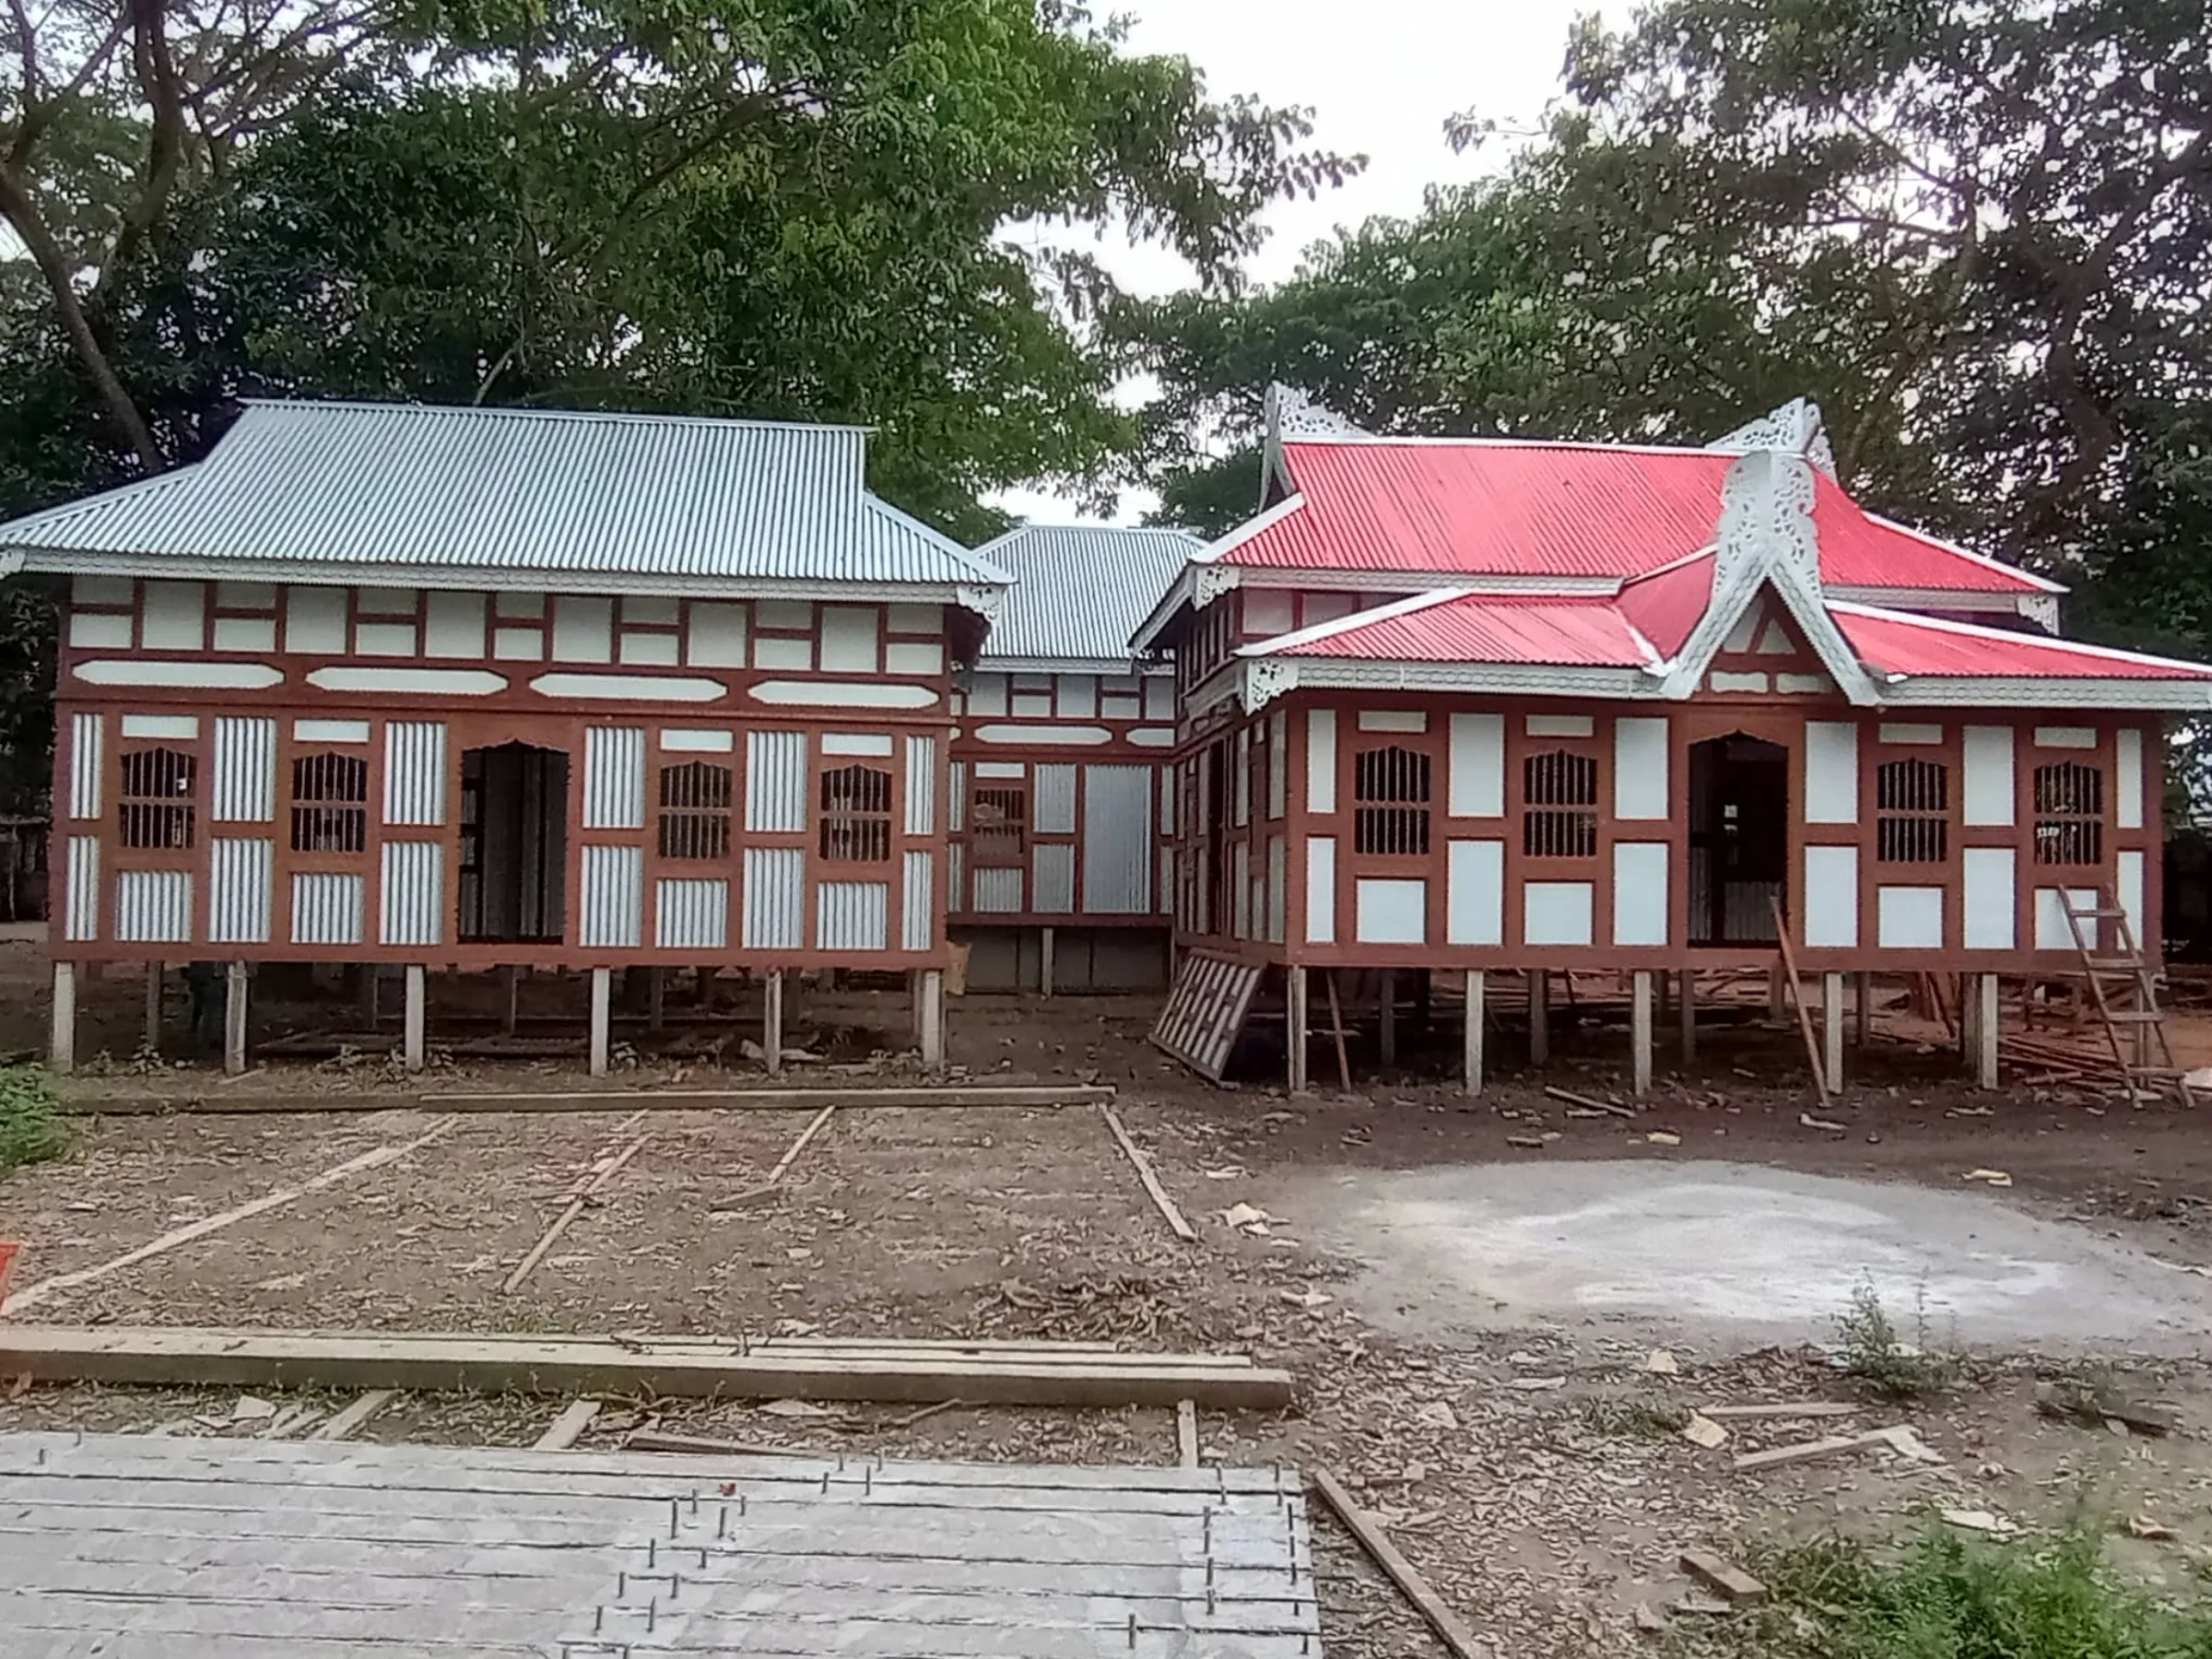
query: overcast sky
[{"left": 990, "top": 0, "right": 1618, "bottom": 524}]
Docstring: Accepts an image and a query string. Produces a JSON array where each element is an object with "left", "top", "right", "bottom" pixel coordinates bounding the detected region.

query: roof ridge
[{"left": 236, "top": 397, "right": 873, "bottom": 435}]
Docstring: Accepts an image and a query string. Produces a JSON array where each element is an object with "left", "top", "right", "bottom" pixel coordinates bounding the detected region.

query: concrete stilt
[
  {"left": 1822, "top": 971, "right": 1845, "bottom": 1090},
  {"left": 500, "top": 966, "right": 520, "bottom": 1035},
  {"left": 919, "top": 969, "right": 946, "bottom": 1067},
  {"left": 359, "top": 964, "right": 380, "bottom": 1027},
  {"left": 587, "top": 967, "right": 612, "bottom": 1077},
  {"left": 1630, "top": 969, "right": 1653, "bottom": 1096},
  {"left": 403, "top": 964, "right": 427, "bottom": 1073},
  {"left": 1854, "top": 972, "right": 1872, "bottom": 1047},
  {"left": 1463, "top": 970, "right": 1485, "bottom": 1097},
  {"left": 1040, "top": 926, "right": 1055, "bottom": 998},
  {"left": 1767, "top": 964, "right": 1787, "bottom": 1023},
  {"left": 1529, "top": 970, "right": 1550, "bottom": 1065},
  {"left": 224, "top": 961, "right": 250, "bottom": 1077},
  {"left": 763, "top": 971, "right": 784, "bottom": 1076},
  {"left": 646, "top": 966, "right": 665, "bottom": 1033},
  {"left": 1378, "top": 971, "right": 1397, "bottom": 1069},
  {"left": 144, "top": 962, "right": 163, "bottom": 1053},
  {"left": 1286, "top": 967, "right": 1310, "bottom": 1093},
  {"left": 1678, "top": 969, "right": 1696, "bottom": 1065},
  {"left": 49, "top": 960, "right": 76, "bottom": 1074},
  {"left": 1976, "top": 971, "right": 2000, "bottom": 1089}
]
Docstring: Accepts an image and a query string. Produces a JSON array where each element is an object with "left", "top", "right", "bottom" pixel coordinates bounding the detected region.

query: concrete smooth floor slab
[{"left": 1269, "top": 1159, "right": 2212, "bottom": 1354}]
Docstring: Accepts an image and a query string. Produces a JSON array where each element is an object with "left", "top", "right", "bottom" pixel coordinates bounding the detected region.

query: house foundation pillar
[
  {"left": 403, "top": 965, "right": 427, "bottom": 1073},
  {"left": 1822, "top": 971, "right": 1845, "bottom": 1090},
  {"left": 1041, "top": 926, "right": 1055, "bottom": 998},
  {"left": 50, "top": 960, "right": 76, "bottom": 1074},
  {"left": 1976, "top": 971, "right": 2000, "bottom": 1089},
  {"left": 1678, "top": 969, "right": 1696, "bottom": 1065},
  {"left": 1630, "top": 970, "right": 1653, "bottom": 1096},
  {"left": 1529, "top": 970, "right": 1549, "bottom": 1064},
  {"left": 587, "top": 967, "right": 611, "bottom": 1077},
  {"left": 1287, "top": 966, "right": 1310, "bottom": 1094},
  {"left": 1463, "top": 970, "right": 1485, "bottom": 1097},
  {"left": 1377, "top": 971, "right": 1396, "bottom": 1068},
  {"left": 144, "top": 963, "right": 163, "bottom": 1053},
  {"left": 763, "top": 971, "right": 784, "bottom": 1076},
  {"left": 224, "top": 961, "right": 250, "bottom": 1077},
  {"left": 919, "top": 969, "right": 946, "bottom": 1067}
]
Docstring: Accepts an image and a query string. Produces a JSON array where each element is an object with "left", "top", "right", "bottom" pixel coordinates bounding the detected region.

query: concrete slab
[{"left": 1269, "top": 1159, "right": 2212, "bottom": 1354}]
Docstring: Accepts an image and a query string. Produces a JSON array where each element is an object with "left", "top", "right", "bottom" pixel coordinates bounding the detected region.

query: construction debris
[
  {"left": 1680, "top": 1413, "right": 1728, "bottom": 1449},
  {"left": 1679, "top": 1549, "right": 1767, "bottom": 1604},
  {"left": 1310, "top": 1465, "right": 1488, "bottom": 1659},
  {"left": 1699, "top": 1402, "right": 1857, "bottom": 1421},
  {"left": 1100, "top": 1105, "right": 1198, "bottom": 1243}
]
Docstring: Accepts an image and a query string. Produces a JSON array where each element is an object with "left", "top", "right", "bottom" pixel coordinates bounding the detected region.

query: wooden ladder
[{"left": 2062, "top": 888, "right": 2195, "bottom": 1106}]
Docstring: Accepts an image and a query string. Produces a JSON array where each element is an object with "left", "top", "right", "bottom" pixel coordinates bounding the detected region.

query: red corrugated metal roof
[
  {"left": 1836, "top": 606, "right": 2212, "bottom": 679},
  {"left": 1230, "top": 441, "right": 2048, "bottom": 594},
  {"left": 1274, "top": 594, "right": 1653, "bottom": 666},
  {"left": 1615, "top": 557, "right": 1715, "bottom": 656}
]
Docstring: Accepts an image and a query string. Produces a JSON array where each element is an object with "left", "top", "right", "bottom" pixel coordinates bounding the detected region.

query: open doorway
[
  {"left": 459, "top": 742, "right": 569, "bottom": 944},
  {"left": 1687, "top": 734, "right": 1788, "bottom": 945}
]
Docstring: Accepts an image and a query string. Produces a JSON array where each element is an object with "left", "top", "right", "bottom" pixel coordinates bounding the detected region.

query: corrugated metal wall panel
[
  {"left": 905, "top": 736, "right": 937, "bottom": 836},
  {"left": 581, "top": 844, "right": 644, "bottom": 947},
  {"left": 1033, "top": 764, "right": 1077, "bottom": 835},
  {"left": 1159, "top": 846, "right": 1175, "bottom": 919},
  {"left": 746, "top": 731, "right": 808, "bottom": 832},
  {"left": 383, "top": 722, "right": 448, "bottom": 826},
  {"left": 818, "top": 881, "right": 889, "bottom": 951},
  {"left": 290, "top": 872, "right": 365, "bottom": 946},
  {"left": 379, "top": 841, "right": 444, "bottom": 946},
  {"left": 69, "top": 712, "right": 101, "bottom": 819},
  {"left": 901, "top": 850, "right": 933, "bottom": 950},
  {"left": 1157, "top": 765, "right": 1174, "bottom": 835},
  {"left": 1033, "top": 843, "right": 1075, "bottom": 913},
  {"left": 741, "top": 847, "right": 806, "bottom": 948},
  {"left": 1080, "top": 765, "right": 1152, "bottom": 914},
  {"left": 1267, "top": 836, "right": 1287, "bottom": 943},
  {"left": 947, "top": 763, "right": 966, "bottom": 832},
  {"left": 972, "top": 867, "right": 1022, "bottom": 912},
  {"left": 584, "top": 727, "right": 646, "bottom": 830},
  {"left": 65, "top": 836, "right": 99, "bottom": 940},
  {"left": 116, "top": 869, "right": 193, "bottom": 943},
  {"left": 947, "top": 843, "right": 966, "bottom": 912},
  {"left": 655, "top": 877, "right": 728, "bottom": 949},
  {"left": 212, "top": 717, "right": 277, "bottom": 822},
  {"left": 207, "top": 838, "right": 273, "bottom": 943}
]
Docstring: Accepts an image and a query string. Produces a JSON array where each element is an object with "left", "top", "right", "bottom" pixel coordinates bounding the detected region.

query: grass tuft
[
  {"left": 1832, "top": 1279, "right": 1959, "bottom": 1402},
  {"left": 0, "top": 1063, "right": 67, "bottom": 1172}
]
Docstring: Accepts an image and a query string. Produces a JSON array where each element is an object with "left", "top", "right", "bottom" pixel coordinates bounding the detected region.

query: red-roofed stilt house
[{"left": 1135, "top": 389, "right": 2212, "bottom": 1093}]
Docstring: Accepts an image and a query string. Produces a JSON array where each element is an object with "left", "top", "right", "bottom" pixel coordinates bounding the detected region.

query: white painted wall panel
[
  {"left": 1877, "top": 885, "right": 1945, "bottom": 949},
  {"left": 1305, "top": 836, "right": 1336, "bottom": 944},
  {"left": 745, "top": 731, "right": 807, "bottom": 832},
  {"left": 901, "top": 851, "right": 933, "bottom": 950},
  {"left": 1802, "top": 845, "right": 1859, "bottom": 947},
  {"left": 904, "top": 735, "right": 937, "bottom": 835},
  {"left": 73, "top": 574, "right": 133, "bottom": 606},
  {"left": 1526, "top": 713, "right": 1593, "bottom": 738},
  {"left": 1962, "top": 847, "right": 2016, "bottom": 950},
  {"left": 140, "top": 582, "right": 206, "bottom": 650},
  {"left": 1523, "top": 880, "right": 1593, "bottom": 947},
  {"left": 207, "top": 838, "right": 273, "bottom": 944},
  {"left": 1359, "top": 710, "right": 1425, "bottom": 733},
  {"left": 1266, "top": 836, "right": 1286, "bottom": 944},
  {"left": 2117, "top": 728, "right": 2145, "bottom": 830},
  {"left": 686, "top": 602, "right": 747, "bottom": 668},
  {"left": 1056, "top": 675, "right": 1097, "bottom": 718},
  {"left": 290, "top": 872, "right": 365, "bottom": 947},
  {"left": 212, "top": 717, "right": 276, "bottom": 823},
  {"left": 2034, "top": 725, "right": 2097, "bottom": 749},
  {"left": 886, "top": 641, "right": 943, "bottom": 676},
  {"left": 742, "top": 847, "right": 806, "bottom": 948},
  {"left": 1445, "top": 840, "right": 1503, "bottom": 946},
  {"left": 1448, "top": 712, "right": 1504, "bottom": 817},
  {"left": 2119, "top": 849, "right": 2147, "bottom": 952},
  {"left": 618, "top": 631, "right": 681, "bottom": 667},
  {"left": 115, "top": 869, "right": 193, "bottom": 943},
  {"left": 1611, "top": 842, "right": 1668, "bottom": 946},
  {"left": 1804, "top": 722, "right": 1859, "bottom": 823},
  {"left": 1613, "top": 718, "right": 1669, "bottom": 819},
  {"left": 68, "top": 712, "right": 101, "bottom": 819},
  {"left": 382, "top": 722, "right": 448, "bottom": 827},
  {"left": 552, "top": 595, "right": 615, "bottom": 663},
  {"left": 1033, "top": 843, "right": 1076, "bottom": 913},
  {"left": 965, "top": 674, "right": 1007, "bottom": 717},
  {"left": 1142, "top": 675, "right": 1176, "bottom": 720},
  {"left": 69, "top": 611, "right": 132, "bottom": 649},
  {"left": 212, "top": 617, "right": 276, "bottom": 653},
  {"left": 65, "top": 837, "right": 98, "bottom": 940},
  {"left": 424, "top": 592, "right": 485, "bottom": 658},
  {"left": 1962, "top": 725, "right": 2016, "bottom": 826},
  {"left": 1082, "top": 765, "right": 1153, "bottom": 914},
  {"left": 1356, "top": 877, "right": 1426, "bottom": 945},
  {"left": 1877, "top": 723, "right": 1941, "bottom": 745},
  {"left": 355, "top": 621, "right": 418, "bottom": 657},
  {"left": 820, "top": 606, "right": 880, "bottom": 673},
  {"left": 122, "top": 714, "right": 197, "bottom": 739},
  {"left": 817, "top": 881, "right": 889, "bottom": 950},
  {"left": 754, "top": 636, "right": 812, "bottom": 671},
  {"left": 583, "top": 727, "right": 646, "bottom": 830},
  {"left": 379, "top": 841, "right": 443, "bottom": 946},
  {"left": 1306, "top": 710, "right": 1338, "bottom": 815},
  {"left": 2034, "top": 886, "right": 2101, "bottom": 951},
  {"left": 284, "top": 586, "right": 347, "bottom": 654},
  {"left": 654, "top": 877, "right": 728, "bottom": 950}
]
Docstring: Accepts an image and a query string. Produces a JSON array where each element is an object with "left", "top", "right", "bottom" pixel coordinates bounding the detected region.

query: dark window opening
[
  {"left": 820, "top": 764, "right": 892, "bottom": 864},
  {"left": 1354, "top": 746, "right": 1431, "bottom": 856},
  {"left": 658, "top": 761, "right": 732, "bottom": 860},
  {"left": 459, "top": 742, "right": 570, "bottom": 944},
  {"left": 119, "top": 747, "right": 195, "bottom": 850},
  {"left": 1522, "top": 748, "right": 1598, "bottom": 859},
  {"left": 2034, "top": 761, "right": 2104, "bottom": 865},
  {"left": 971, "top": 786, "right": 1027, "bottom": 865},
  {"left": 290, "top": 752, "right": 369, "bottom": 853},
  {"left": 1876, "top": 757, "right": 1948, "bottom": 864}
]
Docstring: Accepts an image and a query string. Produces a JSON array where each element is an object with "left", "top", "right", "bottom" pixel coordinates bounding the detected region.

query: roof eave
[{"left": 1877, "top": 675, "right": 2212, "bottom": 711}]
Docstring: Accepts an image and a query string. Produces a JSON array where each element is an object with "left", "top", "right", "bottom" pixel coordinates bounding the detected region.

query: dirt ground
[{"left": 6, "top": 935, "right": 2212, "bottom": 1655}]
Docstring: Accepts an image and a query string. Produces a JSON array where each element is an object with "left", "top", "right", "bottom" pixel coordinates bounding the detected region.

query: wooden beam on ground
[
  {"left": 531, "top": 1399, "right": 600, "bottom": 1451},
  {"left": 1, "top": 1118, "right": 457, "bottom": 1316},
  {"left": 1769, "top": 899, "right": 1830, "bottom": 1103},
  {"left": 0, "top": 1328, "right": 1296, "bottom": 1409},
  {"left": 1697, "top": 1402, "right": 1857, "bottom": 1421},
  {"left": 310, "top": 1388, "right": 399, "bottom": 1441},
  {"left": 626, "top": 1429, "right": 811, "bottom": 1457},
  {"left": 501, "top": 1132, "right": 649, "bottom": 1295},
  {"left": 1176, "top": 1399, "right": 1199, "bottom": 1468},
  {"left": 59, "top": 1083, "right": 1123, "bottom": 1118},
  {"left": 1310, "top": 1465, "right": 1486, "bottom": 1659},
  {"left": 765, "top": 1103, "right": 837, "bottom": 1187},
  {"left": 1099, "top": 1106, "right": 1197, "bottom": 1243}
]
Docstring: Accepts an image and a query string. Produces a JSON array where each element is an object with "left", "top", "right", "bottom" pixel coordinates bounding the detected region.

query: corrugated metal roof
[
  {"left": 1615, "top": 556, "right": 1716, "bottom": 656},
  {"left": 1267, "top": 592, "right": 1654, "bottom": 667},
  {"left": 976, "top": 524, "right": 1199, "bottom": 664},
  {"left": 1835, "top": 605, "right": 2212, "bottom": 679},
  {"left": 1, "top": 399, "right": 1007, "bottom": 589},
  {"left": 1226, "top": 441, "right": 2054, "bottom": 594}
]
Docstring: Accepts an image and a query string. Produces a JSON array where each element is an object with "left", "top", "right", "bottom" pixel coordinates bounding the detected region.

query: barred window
[
  {"left": 820, "top": 764, "right": 893, "bottom": 863},
  {"left": 290, "top": 752, "right": 369, "bottom": 853},
  {"left": 658, "top": 761, "right": 732, "bottom": 860},
  {"left": 1354, "top": 747, "right": 1431, "bottom": 856},
  {"left": 1523, "top": 749, "right": 1598, "bottom": 858},
  {"left": 2034, "top": 762, "right": 2104, "bottom": 865},
  {"left": 1876, "top": 758, "right": 1948, "bottom": 864},
  {"left": 971, "top": 786, "right": 1028, "bottom": 865},
  {"left": 118, "top": 747, "right": 196, "bottom": 850}
]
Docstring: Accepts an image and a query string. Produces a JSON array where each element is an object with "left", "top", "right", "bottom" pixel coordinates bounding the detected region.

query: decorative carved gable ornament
[
  {"left": 1241, "top": 657, "right": 1300, "bottom": 712},
  {"left": 1708, "top": 396, "right": 1839, "bottom": 480}
]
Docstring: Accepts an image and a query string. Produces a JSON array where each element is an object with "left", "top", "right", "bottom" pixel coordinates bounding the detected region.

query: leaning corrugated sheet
[{"left": 974, "top": 524, "right": 1198, "bottom": 663}]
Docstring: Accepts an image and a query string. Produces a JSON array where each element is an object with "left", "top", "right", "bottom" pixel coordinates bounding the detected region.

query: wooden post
[
  {"left": 143, "top": 962, "right": 163, "bottom": 1053},
  {"left": 1377, "top": 971, "right": 1397, "bottom": 1068},
  {"left": 1630, "top": 969, "right": 1653, "bottom": 1095},
  {"left": 49, "top": 960, "right": 76, "bottom": 1074},
  {"left": 359, "top": 963, "right": 380, "bottom": 1027},
  {"left": 1976, "top": 971, "right": 1999, "bottom": 1089},
  {"left": 646, "top": 966, "right": 665, "bottom": 1033},
  {"left": 500, "top": 966, "right": 520, "bottom": 1035},
  {"left": 1767, "top": 964, "right": 1787, "bottom": 1022},
  {"left": 919, "top": 969, "right": 946, "bottom": 1067},
  {"left": 587, "top": 967, "right": 612, "bottom": 1077},
  {"left": 1040, "top": 926, "right": 1055, "bottom": 998},
  {"left": 1678, "top": 969, "right": 1696, "bottom": 1065},
  {"left": 1854, "top": 972, "right": 1872, "bottom": 1047},
  {"left": 1463, "top": 969, "right": 1484, "bottom": 1097},
  {"left": 763, "top": 971, "right": 784, "bottom": 1076},
  {"left": 1286, "top": 966, "right": 1310, "bottom": 1094},
  {"left": 223, "top": 961, "right": 249, "bottom": 1077},
  {"left": 1529, "top": 970, "right": 1549, "bottom": 1064},
  {"left": 402, "top": 964, "right": 426, "bottom": 1073},
  {"left": 1822, "top": 971, "right": 1845, "bottom": 1090},
  {"left": 1655, "top": 970, "right": 1671, "bottom": 1026}
]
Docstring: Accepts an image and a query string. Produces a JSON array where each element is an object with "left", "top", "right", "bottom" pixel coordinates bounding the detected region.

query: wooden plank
[
  {"left": 1770, "top": 897, "right": 1830, "bottom": 1103},
  {"left": 1176, "top": 1399, "right": 1199, "bottom": 1468},
  {"left": 2, "top": 1119, "right": 458, "bottom": 1315},
  {"left": 527, "top": 1399, "right": 598, "bottom": 1452},
  {"left": 500, "top": 1133, "right": 648, "bottom": 1295},
  {"left": 1100, "top": 1106, "right": 1198, "bottom": 1243},
  {"left": 1309, "top": 1465, "right": 1486, "bottom": 1659},
  {"left": 1680, "top": 1548, "right": 1768, "bottom": 1604},
  {"left": 1543, "top": 1086, "right": 1632, "bottom": 1119},
  {"left": 0, "top": 1327, "right": 1296, "bottom": 1410},
  {"left": 765, "top": 1102, "right": 838, "bottom": 1186},
  {"left": 56, "top": 1084, "right": 1117, "bottom": 1117},
  {"left": 1697, "top": 1402, "right": 1857, "bottom": 1421},
  {"left": 310, "top": 1390, "right": 398, "bottom": 1442},
  {"left": 625, "top": 1429, "right": 815, "bottom": 1456},
  {"left": 1731, "top": 1430, "right": 1890, "bottom": 1472}
]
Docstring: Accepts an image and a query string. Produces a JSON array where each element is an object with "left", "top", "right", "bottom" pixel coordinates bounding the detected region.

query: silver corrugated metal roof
[
  {"left": 1, "top": 399, "right": 1007, "bottom": 591},
  {"left": 976, "top": 524, "right": 1199, "bottom": 665}
]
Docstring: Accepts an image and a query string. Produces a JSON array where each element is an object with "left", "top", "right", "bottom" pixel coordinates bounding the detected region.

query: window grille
[
  {"left": 657, "top": 761, "right": 733, "bottom": 860},
  {"left": 289, "top": 752, "right": 369, "bottom": 853},
  {"left": 119, "top": 747, "right": 196, "bottom": 850},
  {"left": 1876, "top": 757, "right": 1948, "bottom": 864},
  {"left": 1522, "top": 749, "right": 1598, "bottom": 858},
  {"left": 2033, "top": 761, "right": 2104, "bottom": 865},
  {"left": 820, "top": 764, "right": 893, "bottom": 863},
  {"left": 971, "top": 786, "right": 1028, "bottom": 865},
  {"left": 1353, "top": 746, "right": 1431, "bottom": 856}
]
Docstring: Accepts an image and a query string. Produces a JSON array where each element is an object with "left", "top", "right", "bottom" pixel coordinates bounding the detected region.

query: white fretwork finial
[{"left": 1709, "top": 397, "right": 1837, "bottom": 480}]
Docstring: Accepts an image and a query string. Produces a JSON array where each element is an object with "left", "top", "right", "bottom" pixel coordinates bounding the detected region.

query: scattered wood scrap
[
  {"left": 1176, "top": 1398, "right": 1199, "bottom": 1468},
  {"left": 626, "top": 1429, "right": 809, "bottom": 1457},
  {"left": 1310, "top": 1466, "right": 1487, "bottom": 1659},
  {"left": 1733, "top": 1425, "right": 1928, "bottom": 1472},
  {"left": 1544, "top": 1086, "right": 1633, "bottom": 1119},
  {"left": 764, "top": 1103, "right": 838, "bottom": 1186},
  {"left": 310, "top": 1389, "right": 398, "bottom": 1442},
  {"left": 531, "top": 1399, "right": 600, "bottom": 1451},
  {"left": 1680, "top": 1549, "right": 1767, "bottom": 1604},
  {"left": 501, "top": 1131, "right": 650, "bottom": 1294},
  {"left": 1100, "top": 1105, "right": 1198, "bottom": 1243},
  {"left": 1699, "top": 1402, "right": 1858, "bottom": 1421},
  {"left": 888, "top": 1398, "right": 964, "bottom": 1430},
  {"left": 2033, "top": 1380, "right": 2174, "bottom": 1437},
  {"left": 65, "top": 1083, "right": 1121, "bottom": 1117}
]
